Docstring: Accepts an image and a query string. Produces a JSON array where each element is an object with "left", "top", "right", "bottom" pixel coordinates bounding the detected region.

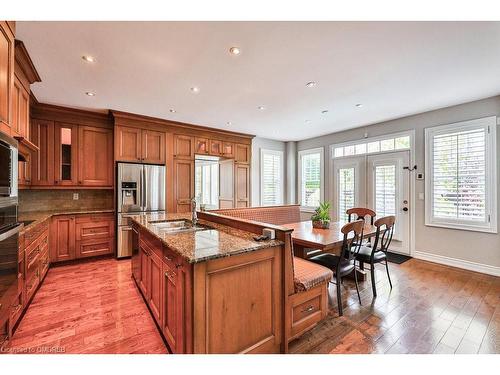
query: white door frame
[{"left": 328, "top": 130, "right": 416, "bottom": 256}]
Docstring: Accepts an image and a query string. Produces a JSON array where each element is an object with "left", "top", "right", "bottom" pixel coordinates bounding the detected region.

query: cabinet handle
[
  {"left": 302, "top": 305, "right": 315, "bottom": 313},
  {"left": 164, "top": 255, "right": 172, "bottom": 262},
  {"left": 54, "top": 180, "right": 58, "bottom": 184}
]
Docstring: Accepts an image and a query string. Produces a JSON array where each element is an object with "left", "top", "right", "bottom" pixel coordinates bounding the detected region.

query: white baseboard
[{"left": 414, "top": 251, "right": 500, "bottom": 277}]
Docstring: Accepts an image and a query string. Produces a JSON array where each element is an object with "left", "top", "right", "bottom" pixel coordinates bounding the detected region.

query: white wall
[
  {"left": 297, "top": 96, "right": 500, "bottom": 272},
  {"left": 251, "top": 137, "right": 286, "bottom": 206}
]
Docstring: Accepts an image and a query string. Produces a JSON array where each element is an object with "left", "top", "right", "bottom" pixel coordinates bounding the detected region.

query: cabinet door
[
  {"left": 173, "top": 134, "right": 194, "bottom": 159},
  {"left": 194, "top": 137, "right": 209, "bottom": 155},
  {"left": 31, "top": 119, "right": 55, "bottom": 186},
  {"left": 18, "top": 152, "right": 32, "bottom": 187},
  {"left": 222, "top": 142, "right": 234, "bottom": 158},
  {"left": 18, "top": 85, "right": 29, "bottom": 138},
  {"left": 173, "top": 159, "right": 194, "bottom": 213},
  {"left": 50, "top": 216, "right": 75, "bottom": 262},
  {"left": 235, "top": 143, "right": 250, "bottom": 164},
  {"left": 54, "top": 122, "right": 78, "bottom": 186},
  {"left": 219, "top": 159, "right": 234, "bottom": 209},
  {"left": 148, "top": 251, "right": 163, "bottom": 324},
  {"left": 142, "top": 129, "right": 166, "bottom": 164},
  {"left": 78, "top": 126, "right": 113, "bottom": 187},
  {"left": 138, "top": 242, "right": 149, "bottom": 297},
  {"left": 162, "top": 262, "right": 178, "bottom": 352},
  {"left": 209, "top": 139, "right": 222, "bottom": 156},
  {"left": 235, "top": 163, "right": 250, "bottom": 208},
  {"left": 0, "top": 21, "right": 14, "bottom": 134},
  {"left": 76, "top": 239, "right": 114, "bottom": 258},
  {"left": 115, "top": 125, "right": 141, "bottom": 162},
  {"left": 10, "top": 77, "right": 20, "bottom": 136}
]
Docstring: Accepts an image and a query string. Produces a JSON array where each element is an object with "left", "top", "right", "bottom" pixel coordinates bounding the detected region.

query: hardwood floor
[
  {"left": 6, "top": 256, "right": 499, "bottom": 354},
  {"left": 7, "top": 258, "right": 167, "bottom": 354},
  {"left": 290, "top": 258, "right": 500, "bottom": 354}
]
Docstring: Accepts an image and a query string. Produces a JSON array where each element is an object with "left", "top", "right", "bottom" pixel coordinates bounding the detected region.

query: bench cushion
[{"left": 293, "top": 256, "right": 333, "bottom": 293}]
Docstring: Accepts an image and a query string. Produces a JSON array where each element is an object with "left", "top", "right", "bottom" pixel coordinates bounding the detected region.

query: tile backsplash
[{"left": 19, "top": 189, "right": 114, "bottom": 213}]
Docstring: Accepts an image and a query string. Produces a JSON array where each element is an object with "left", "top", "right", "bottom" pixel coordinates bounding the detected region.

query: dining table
[{"left": 283, "top": 220, "right": 380, "bottom": 280}]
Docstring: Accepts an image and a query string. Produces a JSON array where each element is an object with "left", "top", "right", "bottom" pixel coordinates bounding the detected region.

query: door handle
[{"left": 402, "top": 207, "right": 408, "bottom": 212}]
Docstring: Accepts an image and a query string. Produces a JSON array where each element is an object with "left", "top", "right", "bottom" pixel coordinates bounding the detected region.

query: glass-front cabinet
[{"left": 54, "top": 122, "right": 78, "bottom": 185}]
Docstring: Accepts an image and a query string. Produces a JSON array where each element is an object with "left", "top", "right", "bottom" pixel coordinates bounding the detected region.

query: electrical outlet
[{"left": 73, "top": 193, "right": 79, "bottom": 200}]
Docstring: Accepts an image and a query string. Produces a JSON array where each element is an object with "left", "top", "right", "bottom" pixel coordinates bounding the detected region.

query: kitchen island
[{"left": 130, "top": 211, "right": 290, "bottom": 354}]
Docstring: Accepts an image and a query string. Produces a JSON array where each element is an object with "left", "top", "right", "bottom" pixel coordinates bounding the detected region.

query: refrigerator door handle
[
  {"left": 139, "top": 166, "right": 144, "bottom": 211},
  {"left": 143, "top": 166, "right": 148, "bottom": 211}
]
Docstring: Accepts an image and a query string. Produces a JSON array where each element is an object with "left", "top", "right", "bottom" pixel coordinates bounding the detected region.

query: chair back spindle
[
  {"left": 371, "top": 215, "right": 396, "bottom": 255},
  {"left": 340, "top": 219, "right": 364, "bottom": 261}
]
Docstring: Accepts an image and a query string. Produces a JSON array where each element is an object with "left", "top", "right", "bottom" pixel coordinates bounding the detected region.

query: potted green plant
[{"left": 311, "top": 202, "right": 331, "bottom": 229}]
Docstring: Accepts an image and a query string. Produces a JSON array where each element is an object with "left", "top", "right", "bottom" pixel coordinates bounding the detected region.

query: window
[
  {"left": 195, "top": 161, "right": 219, "bottom": 209},
  {"left": 425, "top": 116, "right": 497, "bottom": 233},
  {"left": 338, "top": 167, "right": 355, "bottom": 222},
  {"left": 375, "top": 165, "right": 396, "bottom": 217},
  {"left": 260, "top": 149, "right": 284, "bottom": 206},
  {"left": 299, "top": 148, "right": 324, "bottom": 210},
  {"left": 332, "top": 134, "right": 410, "bottom": 159}
]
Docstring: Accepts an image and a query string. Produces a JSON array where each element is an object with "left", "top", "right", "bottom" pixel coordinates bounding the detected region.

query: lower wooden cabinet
[
  {"left": 148, "top": 250, "right": 163, "bottom": 323},
  {"left": 50, "top": 213, "right": 114, "bottom": 263}
]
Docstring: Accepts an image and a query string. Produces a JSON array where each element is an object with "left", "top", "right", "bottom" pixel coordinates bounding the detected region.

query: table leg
[{"left": 293, "top": 244, "right": 307, "bottom": 259}]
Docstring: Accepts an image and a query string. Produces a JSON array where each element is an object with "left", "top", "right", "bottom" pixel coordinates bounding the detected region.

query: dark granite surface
[{"left": 130, "top": 212, "right": 284, "bottom": 264}]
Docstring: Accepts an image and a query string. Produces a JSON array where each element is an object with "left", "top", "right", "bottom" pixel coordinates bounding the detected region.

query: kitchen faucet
[{"left": 191, "top": 198, "right": 198, "bottom": 226}]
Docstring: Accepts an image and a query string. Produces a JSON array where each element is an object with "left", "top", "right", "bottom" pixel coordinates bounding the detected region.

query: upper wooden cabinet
[
  {"left": 54, "top": 122, "right": 78, "bottom": 186},
  {"left": 222, "top": 142, "right": 234, "bottom": 158},
  {"left": 235, "top": 143, "right": 250, "bottom": 164},
  {"left": 0, "top": 21, "right": 14, "bottom": 136},
  {"left": 209, "top": 139, "right": 223, "bottom": 156},
  {"left": 194, "top": 137, "right": 209, "bottom": 155},
  {"left": 173, "top": 159, "right": 194, "bottom": 213},
  {"left": 115, "top": 125, "right": 166, "bottom": 164},
  {"left": 77, "top": 126, "right": 113, "bottom": 186},
  {"left": 31, "top": 119, "right": 55, "bottom": 186},
  {"left": 173, "top": 134, "right": 194, "bottom": 159}
]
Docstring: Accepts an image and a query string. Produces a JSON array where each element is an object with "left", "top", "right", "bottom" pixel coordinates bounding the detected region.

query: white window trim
[
  {"left": 260, "top": 149, "right": 284, "bottom": 206},
  {"left": 298, "top": 147, "right": 324, "bottom": 212},
  {"left": 424, "top": 116, "right": 498, "bottom": 234}
]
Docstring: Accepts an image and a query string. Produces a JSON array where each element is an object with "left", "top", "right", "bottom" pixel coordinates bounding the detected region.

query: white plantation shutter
[
  {"left": 261, "top": 150, "right": 283, "bottom": 206},
  {"left": 425, "top": 117, "right": 497, "bottom": 233},
  {"left": 375, "top": 165, "right": 396, "bottom": 217},
  {"left": 300, "top": 150, "right": 323, "bottom": 209},
  {"left": 338, "top": 168, "right": 355, "bottom": 222}
]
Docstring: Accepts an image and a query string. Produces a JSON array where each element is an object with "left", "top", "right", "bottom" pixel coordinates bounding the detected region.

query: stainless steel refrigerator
[{"left": 117, "top": 163, "right": 165, "bottom": 258}]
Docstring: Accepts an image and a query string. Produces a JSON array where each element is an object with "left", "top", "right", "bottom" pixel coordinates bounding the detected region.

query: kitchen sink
[{"left": 148, "top": 219, "right": 211, "bottom": 233}]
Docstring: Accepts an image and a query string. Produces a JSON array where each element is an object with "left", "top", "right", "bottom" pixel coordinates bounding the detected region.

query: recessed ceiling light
[
  {"left": 321, "top": 110, "right": 329, "bottom": 114},
  {"left": 305, "top": 120, "right": 311, "bottom": 123},
  {"left": 258, "top": 106, "right": 265, "bottom": 110},
  {"left": 85, "top": 92, "right": 95, "bottom": 96},
  {"left": 226, "top": 121, "right": 232, "bottom": 126},
  {"left": 169, "top": 109, "right": 176, "bottom": 113},
  {"left": 190, "top": 87, "right": 200, "bottom": 93},
  {"left": 355, "top": 103, "right": 363, "bottom": 108},
  {"left": 306, "top": 81, "right": 316, "bottom": 88},
  {"left": 229, "top": 46, "right": 241, "bottom": 55},
  {"left": 82, "top": 55, "right": 95, "bottom": 63}
]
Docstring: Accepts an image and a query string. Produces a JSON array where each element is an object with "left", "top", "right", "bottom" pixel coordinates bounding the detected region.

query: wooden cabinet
[
  {"left": 50, "top": 215, "right": 75, "bottom": 262},
  {"left": 31, "top": 119, "right": 55, "bottom": 186},
  {"left": 138, "top": 242, "right": 149, "bottom": 296},
  {"left": 173, "top": 134, "right": 194, "bottom": 159},
  {"left": 54, "top": 122, "right": 78, "bottom": 186},
  {"left": 18, "top": 151, "right": 31, "bottom": 187},
  {"left": 235, "top": 143, "right": 250, "bottom": 164},
  {"left": 0, "top": 21, "right": 14, "bottom": 136},
  {"left": 77, "top": 126, "right": 113, "bottom": 186},
  {"left": 11, "top": 76, "right": 29, "bottom": 138},
  {"left": 173, "top": 159, "right": 194, "bottom": 213},
  {"left": 209, "top": 139, "right": 222, "bottom": 156},
  {"left": 51, "top": 213, "right": 114, "bottom": 263},
  {"left": 148, "top": 250, "right": 163, "bottom": 323},
  {"left": 235, "top": 163, "right": 250, "bottom": 208},
  {"left": 115, "top": 125, "right": 141, "bottom": 162},
  {"left": 194, "top": 137, "right": 209, "bottom": 155},
  {"left": 222, "top": 142, "right": 234, "bottom": 158},
  {"left": 115, "top": 125, "right": 166, "bottom": 164}
]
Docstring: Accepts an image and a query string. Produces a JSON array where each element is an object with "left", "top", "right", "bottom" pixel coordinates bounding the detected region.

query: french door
[{"left": 333, "top": 151, "right": 410, "bottom": 255}]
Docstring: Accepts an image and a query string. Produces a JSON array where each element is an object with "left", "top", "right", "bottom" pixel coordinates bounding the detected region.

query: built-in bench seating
[{"left": 211, "top": 205, "right": 332, "bottom": 349}]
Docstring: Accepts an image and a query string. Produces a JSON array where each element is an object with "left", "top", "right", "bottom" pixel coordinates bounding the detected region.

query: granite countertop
[
  {"left": 130, "top": 212, "right": 284, "bottom": 264},
  {"left": 18, "top": 209, "right": 115, "bottom": 234}
]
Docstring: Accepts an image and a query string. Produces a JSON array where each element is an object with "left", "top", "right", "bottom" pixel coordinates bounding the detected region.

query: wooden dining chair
[
  {"left": 354, "top": 215, "right": 395, "bottom": 297},
  {"left": 347, "top": 207, "right": 376, "bottom": 225},
  {"left": 309, "top": 219, "right": 364, "bottom": 316}
]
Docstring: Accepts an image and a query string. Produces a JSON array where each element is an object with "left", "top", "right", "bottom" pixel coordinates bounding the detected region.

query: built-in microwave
[{"left": 0, "top": 132, "right": 18, "bottom": 199}]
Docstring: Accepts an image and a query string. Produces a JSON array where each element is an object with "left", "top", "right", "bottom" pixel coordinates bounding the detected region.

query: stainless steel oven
[{"left": 0, "top": 132, "right": 18, "bottom": 199}]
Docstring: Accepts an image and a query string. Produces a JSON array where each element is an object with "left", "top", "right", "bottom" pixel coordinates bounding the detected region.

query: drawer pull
[
  {"left": 302, "top": 305, "right": 315, "bottom": 313},
  {"left": 164, "top": 255, "right": 172, "bottom": 262}
]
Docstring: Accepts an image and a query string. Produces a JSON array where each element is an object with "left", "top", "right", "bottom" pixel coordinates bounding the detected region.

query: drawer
[
  {"left": 25, "top": 230, "right": 48, "bottom": 258},
  {"left": 26, "top": 245, "right": 40, "bottom": 271},
  {"left": 75, "top": 239, "right": 114, "bottom": 259},
  {"left": 140, "top": 230, "right": 162, "bottom": 255},
  {"left": 163, "top": 246, "right": 180, "bottom": 270},
  {"left": 24, "top": 221, "right": 49, "bottom": 245},
  {"left": 75, "top": 213, "right": 114, "bottom": 224},
  {"left": 9, "top": 292, "right": 24, "bottom": 328},
  {"left": 292, "top": 294, "right": 321, "bottom": 324},
  {"left": 25, "top": 271, "right": 40, "bottom": 302},
  {"left": 39, "top": 248, "right": 49, "bottom": 279},
  {"left": 76, "top": 220, "right": 114, "bottom": 241}
]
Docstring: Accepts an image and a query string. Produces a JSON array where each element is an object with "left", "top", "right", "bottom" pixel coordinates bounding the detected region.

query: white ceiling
[{"left": 17, "top": 21, "right": 500, "bottom": 141}]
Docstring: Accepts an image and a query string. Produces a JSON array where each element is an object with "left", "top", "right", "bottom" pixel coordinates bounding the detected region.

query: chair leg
[
  {"left": 336, "top": 276, "right": 343, "bottom": 316},
  {"left": 370, "top": 264, "right": 377, "bottom": 297},
  {"left": 385, "top": 259, "right": 393, "bottom": 289},
  {"left": 354, "top": 261, "right": 361, "bottom": 305}
]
